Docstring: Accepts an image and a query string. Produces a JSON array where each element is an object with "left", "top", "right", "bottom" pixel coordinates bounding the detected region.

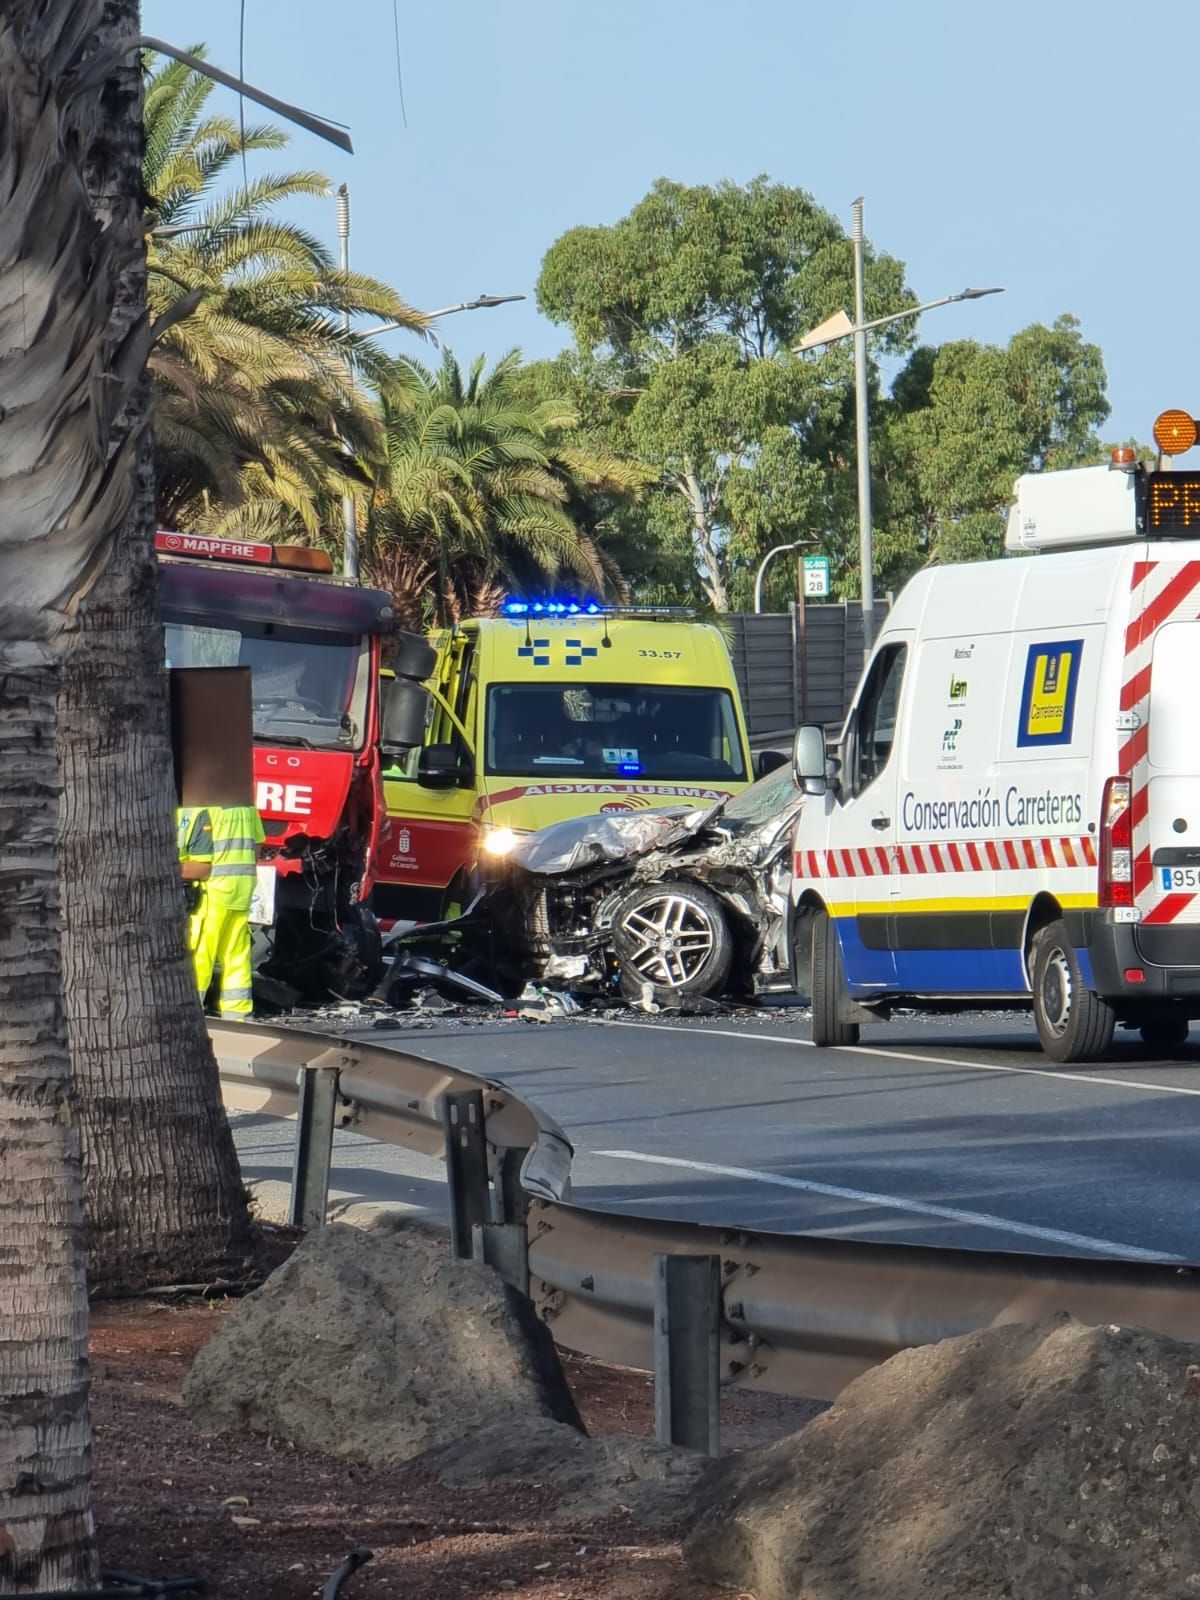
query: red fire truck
[{"left": 157, "top": 531, "right": 432, "bottom": 1003}]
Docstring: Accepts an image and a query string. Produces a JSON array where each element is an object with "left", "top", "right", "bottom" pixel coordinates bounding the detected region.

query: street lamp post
[
  {"left": 336, "top": 185, "right": 357, "bottom": 581},
  {"left": 754, "top": 541, "right": 811, "bottom": 614},
  {"left": 850, "top": 199, "right": 873, "bottom": 661},
  {"left": 333, "top": 180, "right": 525, "bottom": 580},
  {"left": 795, "top": 198, "right": 1003, "bottom": 661}
]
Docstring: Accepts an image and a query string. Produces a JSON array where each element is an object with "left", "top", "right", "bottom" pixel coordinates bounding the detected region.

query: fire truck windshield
[{"left": 164, "top": 618, "right": 370, "bottom": 751}]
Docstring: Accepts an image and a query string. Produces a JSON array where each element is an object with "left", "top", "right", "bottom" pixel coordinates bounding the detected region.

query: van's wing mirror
[
  {"left": 381, "top": 678, "right": 431, "bottom": 756},
  {"left": 418, "top": 741, "right": 473, "bottom": 789},
  {"left": 792, "top": 724, "right": 828, "bottom": 794},
  {"left": 755, "top": 748, "right": 788, "bottom": 780}
]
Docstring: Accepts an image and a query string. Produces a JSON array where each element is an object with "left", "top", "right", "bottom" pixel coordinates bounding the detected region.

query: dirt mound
[
  {"left": 417, "top": 1414, "right": 709, "bottom": 1527},
  {"left": 183, "top": 1220, "right": 580, "bottom": 1464},
  {"left": 685, "top": 1314, "right": 1200, "bottom": 1600}
]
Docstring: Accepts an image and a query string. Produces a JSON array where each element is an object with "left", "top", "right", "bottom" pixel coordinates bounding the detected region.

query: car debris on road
[
  {"left": 301, "top": 762, "right": 807, "bottom": 1023},
  {"left": 475, "top": 761, "right": 806, "bottom": 1008}
]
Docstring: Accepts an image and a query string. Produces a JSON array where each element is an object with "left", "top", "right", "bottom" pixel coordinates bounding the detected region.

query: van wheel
[
  {"left": 1139, "top": 1014, "right": 1191, "bottom": 1052},
  {"left": 1030, "top": 920, "right": 1114, "bottom": 1063},
  {"left": 811, "top": 909, "right": 860, "bottom": 1048}
]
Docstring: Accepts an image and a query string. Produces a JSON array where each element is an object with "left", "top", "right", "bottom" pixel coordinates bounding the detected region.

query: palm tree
[
  {"left": 142, "top": 48, "right": 426, "bottom": 538},
  {"left": 367, "top": 349, "right": 648, "bottom": 627},
  {"left": 0, "top": 2, "right": 141, "bottom": 1582},
  {"left": 42, "top": 16, "right": 259, "bottom": 1314}
]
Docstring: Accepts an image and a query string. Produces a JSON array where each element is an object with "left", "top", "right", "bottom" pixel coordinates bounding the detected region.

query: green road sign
[{"left": 802, "top": 553, "right": 830, "bottom": 598}]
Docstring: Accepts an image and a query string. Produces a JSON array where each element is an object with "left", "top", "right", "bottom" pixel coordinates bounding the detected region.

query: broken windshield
[
  {"left": 163, "top": 618, "right": 370, "bottom": 751},
  {"left": 485, "top": 683, "right": 747, "bottom": 782},
  {"left": 723, "top": 763, "right": 804, "bottom": 826}
]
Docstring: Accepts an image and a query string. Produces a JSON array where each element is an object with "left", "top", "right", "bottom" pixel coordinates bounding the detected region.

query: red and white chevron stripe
[
  {"left": 1120, "top": 558, "right": 1200, "bottom": 925},
  {"left": 797, "top": 835, "right": 1097, "bottom": 881}
]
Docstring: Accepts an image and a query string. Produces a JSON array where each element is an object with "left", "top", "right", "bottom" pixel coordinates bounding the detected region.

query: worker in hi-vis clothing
[
  {"left": 192, "top": 802, "right": 266, "bottom": 1020},
  {"left": 177, "top": 802, "right": 265, "bottom": 1019}
]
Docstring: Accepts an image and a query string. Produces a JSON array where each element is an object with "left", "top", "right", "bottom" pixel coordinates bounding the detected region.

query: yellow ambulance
[{"left": 374, "top": 603, "right": 758, "bottom": 922}]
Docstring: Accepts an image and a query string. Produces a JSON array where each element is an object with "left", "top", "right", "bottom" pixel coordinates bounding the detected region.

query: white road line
[
  {"left": 591, "top": 1148, "right": 1186, "bottom": 1263},
  {"left": 588, "top": 1019, "right": 805, "bottom": 1048},
  {"left": 589, "top": 1018, "right": 1200, "bottom": 1100}
]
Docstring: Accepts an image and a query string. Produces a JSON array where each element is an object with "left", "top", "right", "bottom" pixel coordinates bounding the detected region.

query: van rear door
[{"left": 1144, "top": 619, "right": 1200, "bottom": 933}]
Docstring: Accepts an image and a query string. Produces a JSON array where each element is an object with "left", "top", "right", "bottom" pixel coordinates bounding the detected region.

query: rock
[
  {"left": 685, "top": 1314, "right": 1200, "bottom": 1600},
  {"left": 183, "top": 1220, "right": 581, "bottom": 1465},
  {"left": 416, "top": 1414, "right": 709, "bottom": 1526}
]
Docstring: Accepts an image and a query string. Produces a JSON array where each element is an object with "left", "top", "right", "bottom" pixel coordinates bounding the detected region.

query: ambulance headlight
[{"left": 481, "top": 826, "right": 522, "bottom": 857}]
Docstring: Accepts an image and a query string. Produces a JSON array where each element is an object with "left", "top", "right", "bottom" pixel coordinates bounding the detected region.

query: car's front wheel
[{"left": 612, "top": 881, "right": 733, "bottom": 1005}]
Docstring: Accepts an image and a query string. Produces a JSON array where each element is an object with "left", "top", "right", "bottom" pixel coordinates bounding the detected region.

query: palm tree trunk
[
  {"left": 58, "top": 460, "right": 255, "bottom": 1289},
  {"left": 0, "top": 656, "right": 96, "bottom": 1593},
  {"left": 55, "top": 0, "right": 254, "bottom": 1292},
  {"left": 0, "top": 0, "right": 130, "bottom": 1579}
]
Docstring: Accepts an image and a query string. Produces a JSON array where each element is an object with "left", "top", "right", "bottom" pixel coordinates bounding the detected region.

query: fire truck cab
[{"left": 157, "top": 531, "right": 432, "bottom": 1003}]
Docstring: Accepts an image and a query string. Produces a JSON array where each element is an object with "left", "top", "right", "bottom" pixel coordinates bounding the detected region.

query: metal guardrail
[{"left": 210, "top": 1020, "right": 1200, "bottom": 1404}]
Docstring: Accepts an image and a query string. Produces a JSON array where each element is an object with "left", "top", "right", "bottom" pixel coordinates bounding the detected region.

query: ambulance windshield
[
  {"left": 485, "top": 683, "right": 747, "bottom": 781},
  {"left": 163, "top": 618, "right": 370, "bottom": 751}
]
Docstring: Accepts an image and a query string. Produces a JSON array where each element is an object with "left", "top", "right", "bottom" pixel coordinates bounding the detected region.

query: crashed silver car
[{"left": 477, "top": 763, "right": 806, "bottom": 1006}]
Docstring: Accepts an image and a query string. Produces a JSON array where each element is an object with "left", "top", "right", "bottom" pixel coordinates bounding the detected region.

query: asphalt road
[{"left": 229, "top": 1006, "right": 1200, "bottom": 1264}]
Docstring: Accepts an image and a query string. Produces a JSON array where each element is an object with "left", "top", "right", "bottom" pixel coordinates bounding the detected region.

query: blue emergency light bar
[
  {"left": 502, "top": 599, "right": 603, "bottom": 617},
  {"left": 501, "top": 597, "right": 694, "bottom": 619}
]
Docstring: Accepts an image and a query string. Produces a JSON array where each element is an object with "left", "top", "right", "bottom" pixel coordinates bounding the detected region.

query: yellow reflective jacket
[{"left": 206, "top": 804, "right": 265, "bottom": 910}]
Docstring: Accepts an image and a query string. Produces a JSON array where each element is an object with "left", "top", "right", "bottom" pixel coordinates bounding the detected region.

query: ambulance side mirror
[
  {"left": 418, "top": 742, "right": 473, "bottom": 789},
  {"left": 381, "top": 678, "right": 430, "bottom": 756},
  {"left": 792, "top": 724, "right": 828, "bottom": 795},
  {"left": 755, "top": 749, "right": 788, "bottom": 780}
]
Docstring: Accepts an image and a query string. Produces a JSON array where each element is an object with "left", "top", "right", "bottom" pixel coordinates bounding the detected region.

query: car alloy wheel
[{"left": 618, "top": 890, "right": 717, "bottom": 990}]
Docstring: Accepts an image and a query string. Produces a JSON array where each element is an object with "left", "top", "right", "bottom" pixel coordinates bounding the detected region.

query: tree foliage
[
  {"left": 537, "top": 177, "right": 913, "bottom": 609},
  {"left": 143, "top": 49, "right": 425, "bottom": 539},
  {"left": 877, "top": 315, "right": 1111, "bottom": 579},
  {"left": 538, "top": 178, "right": 1113, "bottom": 611},
  {"left": 140, "top": 103, "right": 1116, "bottom": 618},
  {"left": 365, "top": 350, "right": 650, "bottom": 628}
]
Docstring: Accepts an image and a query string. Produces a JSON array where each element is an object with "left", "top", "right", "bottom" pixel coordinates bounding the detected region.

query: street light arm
[
  {"left": 126, "top": 38, "right": 354, "bottom": 153},
  {"left": 793, "top": 287, "right": 1004, "bottom": 353},
  {"left": 356, "top": 294, "right": 527, "bottom": 339},
  {"left": 753, "top": 540, "right": 814, "bottom": 613}
]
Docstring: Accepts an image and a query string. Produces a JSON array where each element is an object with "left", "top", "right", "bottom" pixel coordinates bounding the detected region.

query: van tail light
[{"left": 1099, "top": 776, "right": 1133, "bottom": 908}]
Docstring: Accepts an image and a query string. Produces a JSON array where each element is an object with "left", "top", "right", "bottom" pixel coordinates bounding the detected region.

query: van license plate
[{"left": 1160, "top": 866, "right": 1200, "bottom": 891}]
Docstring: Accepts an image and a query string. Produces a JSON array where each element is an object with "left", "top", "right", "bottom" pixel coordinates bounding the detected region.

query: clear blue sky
[{"left": 143, "top": 0, "right": 1196, "bottom": 443}]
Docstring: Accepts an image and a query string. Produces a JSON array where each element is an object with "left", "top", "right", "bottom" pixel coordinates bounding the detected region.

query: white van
[{"left": 789, "top": 450, "right": 1200, "bottom": 1062}]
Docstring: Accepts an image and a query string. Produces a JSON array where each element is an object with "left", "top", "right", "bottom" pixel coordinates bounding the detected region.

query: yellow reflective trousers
[
  {"left": 188, "top": 803, "right": 264, "bottom": 1019},
  {"left": 193, "top": 900, "right": 255, "bottom": 1018}
]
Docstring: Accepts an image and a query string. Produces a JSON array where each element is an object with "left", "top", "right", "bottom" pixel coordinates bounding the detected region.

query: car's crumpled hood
[{"left": 507, "top": 801, "right": 724, "bottom": 877}]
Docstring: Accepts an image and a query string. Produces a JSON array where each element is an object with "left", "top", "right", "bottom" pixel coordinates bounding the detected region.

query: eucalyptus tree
[
  {"left": 875, "top": 315, "right": 1111, "bottom": 583},
  {"left": 538, "top": 177, "right": 914, "bottom": 610}
]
